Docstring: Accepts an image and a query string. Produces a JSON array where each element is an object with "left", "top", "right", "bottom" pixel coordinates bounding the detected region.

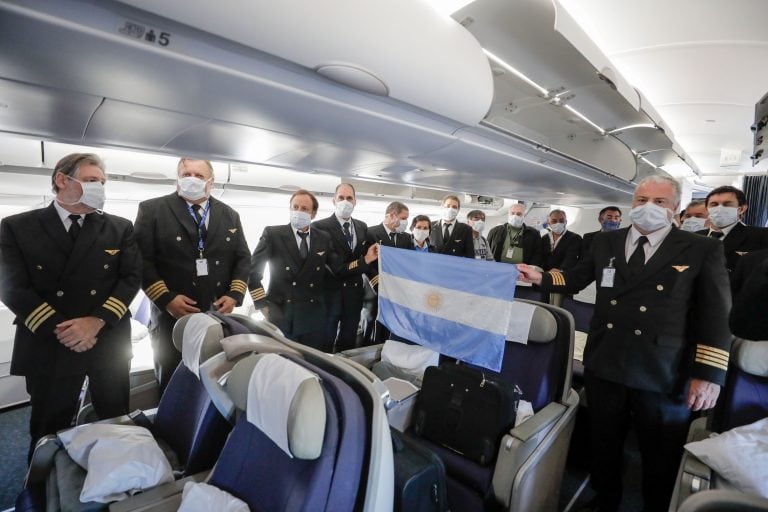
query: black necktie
[
  {"left": 627, "top": 235, "right": 649, "bottom": 273},
  {"left": 68, "top": 214, "right": 81, "bottom": 241},
  {"left": 709, "top": 231, "right": 724, "bottom": 239},
  {"left": 443, "top": 223, "right": 450, "bottom": 243},
  {"left": 389, "top": 232, "right": 397, "bottom": 245},
  {"left": 343, "top": 221, "right": 353, "bottom": 248},
  {"left": 297, "top": 231, "right": 309, "bottom": 260},
  {"left": 192, "top": 204, "right": 207, "bottom": 240}
]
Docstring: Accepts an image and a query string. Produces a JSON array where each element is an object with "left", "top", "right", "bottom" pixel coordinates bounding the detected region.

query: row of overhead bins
[{"left": 0, "top": 0, "right": 695, "bottom": 206}]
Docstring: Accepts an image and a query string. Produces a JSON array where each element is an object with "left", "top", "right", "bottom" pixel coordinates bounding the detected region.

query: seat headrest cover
[
  {"left": 221, "top": 333, "right": 299, "bottom": 360},
  {"left": 228, "top": 354, "right": 325, "bottom": 459},
  {"left": 178, "top": 314, "right": 224, "bottom": 378},
  {"left": 527, "top": 305, "right": 558, "bottom": 343},
  {"left": 734, "top": 338, "right": 768, "bottom": 377}
]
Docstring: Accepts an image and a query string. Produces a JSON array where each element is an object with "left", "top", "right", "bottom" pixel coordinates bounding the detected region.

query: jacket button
[
  {"left": 216, "top": 282, "right": 221, "bottom": 287},
  {"left": 316, "top": 267, "right": 320, "bottom": 271},
  {"left": 56, "top": 290, "right": 64, "bottom": 297},
  {"left": 226, "top": 237, "right": 231, "bottom": 242},
  {"left": 285, "top": 266, "right": 290, "bottom": 271},
  {"left": 36, "top": 265, "right": 42, "bottom": 270},
  {"left": 309, "top": 283, "right": 313, "bottom": 287},
  {"left": 215, "top": 260, "right": 220, "bottom": 265},
  {"left": 343, "top": 283, "right": 347, "bottom": 287},
  {"left": 310, "top": 299, "right": 314, "bottom": 303},
  {"left": 639, "top": 306, "right": 647, "bottom": 312},
  {"left": 610, "top": 299, "right": 617, "bottom": 305},
  {"left": 354, "top": 283, "right": 358, "bottom": 287},
  {"left": 176, "top": 236, "right": 182, "bottom": 241},
  {"left": 90, "top": 290, "right": 96, "bottom": 295},
  {"left": 286, "top": 299, "right": 291, "bottom": 303},
  {"left": 656, "top": 284, "right": 664, "bottom": 291},
  {"left": 607, "top": 323, "right": 613, "bottom": 329},
  {"left": 634, "top": 329, "right": 642, "bottom": 335},
  {"left": 103, "top": 264, "right": 109, "bottom": 269}
]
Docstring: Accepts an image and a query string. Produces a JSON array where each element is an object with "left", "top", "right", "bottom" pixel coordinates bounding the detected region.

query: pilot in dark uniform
[
  {"left": 697, "top": 185, "right": 768, "bottom": 274},
  {"left": 134, "top": 158, "right": 251, "bottom": 395},
  {"left": 518, "top": 175, "right": 732, "bottom": 512},
  {"left": 365, "top": 201, "right": 412, "bottom": 343},
  {"left": 430, "top": 194, "right": 475, "bottom": 258},
  {"left": 311, "top": 183, "right": 378, "bottom": 352},
  {"left": 540, "top": 209, "right": 582, "bottom": 271},
  {"left": 0, "top": 153, "right": 141, "bottom": 457},
  {"left": 250, "top": 189, "right": 378, "bottom": 352}
]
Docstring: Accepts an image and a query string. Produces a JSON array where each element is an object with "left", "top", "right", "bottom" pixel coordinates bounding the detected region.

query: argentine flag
[{"left": 378, "top": 245, "right": 519, "bottom": 371}]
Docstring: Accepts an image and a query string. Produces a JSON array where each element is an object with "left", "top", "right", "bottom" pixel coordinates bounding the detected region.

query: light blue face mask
[
  {"left": 601, "top": 220, "right": 621, "bottom": 231},
  {"left": 290, "top": 210, "right": 311, "bottom": 231}
]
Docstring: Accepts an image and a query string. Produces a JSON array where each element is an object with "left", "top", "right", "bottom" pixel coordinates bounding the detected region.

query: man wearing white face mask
[
  {"left": 250, "top": 190, "right": 378, "bottom": 351},
  {"left": 697, "top": 185, "right": 768, "bottom": 274},
  {"left": 487, "top": 202, "right": 544, "bottom": 267},
  {"left": 430, "top": 194, "right": 474, "bottom": 258},
  {"left": 466, "top": 210, "right": 493, "bottom": 261},
  {"left": 680, "top": 199, "right": 709, "bottom": 233},
  {"left": 134, "top": 158, "right": 251, "bottom": 395},
  {"left": 312, "top": 183, "right": 379, "bottom": 352},
  {"left": 517, "top": 174, "right": 732, "bottom": 512},
  {"left": 0, "top": 153, "right": 141, "bottom": 458},
  {"left": 540, "top": 209, "right": 582, "bottom": 272}
]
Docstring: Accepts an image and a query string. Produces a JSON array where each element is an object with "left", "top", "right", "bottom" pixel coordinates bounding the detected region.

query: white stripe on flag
[{"left": 379, "top": 271, "right": 512, "bottom": 336}]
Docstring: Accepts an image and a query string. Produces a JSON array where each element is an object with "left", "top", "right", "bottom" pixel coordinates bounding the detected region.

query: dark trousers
[
  {"left": 324, "top": 290, "right": 363, "bottom": 353},
  {"left": 149, "top": 312, "right": 181, "bottom": 397},
  {"left": 585, "top": 372, "right": 691, "bottom": 512},
  {"left": 271, "top": 304, "right": 331, "bottom": 352},
  {"left": 25, "top": 361, "right": 130, "bottom": 459}
]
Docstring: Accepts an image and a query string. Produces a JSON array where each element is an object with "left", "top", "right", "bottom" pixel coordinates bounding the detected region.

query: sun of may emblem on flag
[{"left": 425, "top": 290, "right": 443, "bottom": 312}]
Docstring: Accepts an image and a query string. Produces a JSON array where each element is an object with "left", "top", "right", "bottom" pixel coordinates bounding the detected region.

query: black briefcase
[
  {"left": 412, "top": 363, "right": 521, "bottom": 466},
  {"left": 392, "top": 429, "right": 448, "bottom": 512}
]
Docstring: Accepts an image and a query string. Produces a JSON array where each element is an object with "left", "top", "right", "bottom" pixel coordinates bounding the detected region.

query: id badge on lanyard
[
  {"left": 601, "top": 257, "right": 616, "bottom": 288},
  {"left": 188, "top": 203, "right": 210, "bottom": 276}
]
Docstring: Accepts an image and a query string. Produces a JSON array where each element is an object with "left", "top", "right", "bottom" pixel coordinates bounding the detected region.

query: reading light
[
  {"left": 482, "top": 49, "right": 550, "bottom": 97},
  {"left": 564, "top": 104, "right": 605, "bottom": 135}
]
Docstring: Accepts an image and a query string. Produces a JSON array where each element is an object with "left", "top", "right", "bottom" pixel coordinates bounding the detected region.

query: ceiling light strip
[
  {"left": 608, "top": 123, "right": 657, "bottom": 134},
  {"left": 482, "top": 48, "right": 550, "bottom": 97}
]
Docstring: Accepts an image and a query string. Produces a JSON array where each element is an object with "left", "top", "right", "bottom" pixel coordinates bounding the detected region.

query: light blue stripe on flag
[{"left": 377, "top": 246, "right": 519, "bottom": 371}]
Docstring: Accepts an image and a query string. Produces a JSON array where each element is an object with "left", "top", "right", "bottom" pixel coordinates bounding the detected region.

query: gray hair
[
  {"left": 635, "top": 173, "right": 681, "bottom": 208},
  {"left": 51, "top": 153, "right": 105, "bottom": 193},
  {"left": 549, "top": 209, "right": 567, "bottom": 218}
]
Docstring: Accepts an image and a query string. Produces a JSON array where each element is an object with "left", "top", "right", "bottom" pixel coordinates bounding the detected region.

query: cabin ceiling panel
[
  {"left": 611, "top": 126, "right": 673, "bottom": 154},
  {"left": 0, "top": 78, "right": 102, "bottom": 143}
]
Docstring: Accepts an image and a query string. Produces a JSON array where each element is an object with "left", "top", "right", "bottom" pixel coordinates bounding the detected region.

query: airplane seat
[
  {"left": 513, "top": 284, "right": 546, "bottom": 303},
  {"left": 677, "top": 489, "right": 768, "bottom": 512},
  {"left": 17, "top": 313, "right": 233, "bottom": 512},
  {"left": 559, "top": 295, "right": 594, "bottom": 383},
  {"left": 201, "top": 351, "right": 367, "bottom": 511},
  {"left": 670, "top": 338, "right": 768, "bottom": 511},
  {"left": 409, "top": 300, "right": 579, "bottom": 512}
]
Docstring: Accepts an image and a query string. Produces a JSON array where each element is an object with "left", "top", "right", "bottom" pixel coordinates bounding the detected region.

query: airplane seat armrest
[
  {"left": 492, "top": 401, "right": 567, "bottom": 504},
  {"left": 337, "top": 344, "right": 383, "bottom": 367},
  {"left": 108, "top": 471, "right": 209, "bottom": 512},
  {"left": 24, "top": 435, "right": 62, "bottom": 486},
  {"left": 687, "top": 416, "right": 710, "bottom": 443},
  {"left": 670, "top": 451, "right": 713, "bottom": 511}
]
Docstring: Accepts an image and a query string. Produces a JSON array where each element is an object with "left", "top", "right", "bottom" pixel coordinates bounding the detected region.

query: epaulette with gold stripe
[
  {"left": 370, "top": 275, "right": 380, "bottom": 287},
  {"left": 549, "top": 271, "right": 565, "bottom": 287},
  {"left": 145, "top": 280, "right": 170, "bottom": 302},
  {"left": 103, "top": 296, "right": 128, "bottom": 319},
  {"left": 25, "top": 302, "right": 55, "bottom": 333},
  {"left": 348, "top": 260, "right": 359, "bottom": 270},
  {"left": 250, "top": 287, "right": 266, "bottom": 302},
  {"left": 230, "top": 279, "right": 247, "bottom": 294},
  {"left": 694, "top": 344, "right": 729, "bottom": 371}
]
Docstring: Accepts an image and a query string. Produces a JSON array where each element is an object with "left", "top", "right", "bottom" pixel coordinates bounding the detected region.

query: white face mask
[
  {"left": 680, "top": 217, "right": 707, "bottom": 233},
  {"left": 64, "top": 175, "right": 106, "bottom": 212},
  {"left": 396, "top": 218, "right": 408, "bottom": 233},
  {"left": 707, "top": 206, "right": 739, "bottom": 229},
  {"left": 629, "top": 202, "right": 672, "bottom": 232},
  {"left": 177, "top": 176, "right": 210, "bottom": 201},
  {"left": 442, "top": 207, "right": 458, "bottom": 222},
  {"left": 290, "top": 210, "right": 312, "bottom": 231},
  {"left": 470, "top": 220, "right": 485, "bottom": 233},
  {"left": 413, "top": 228, "right": 430, "bottom": 243},
  {"left": 335, "top": 200, "right": 354, "bottom": 219},
  {"left": 508, "top": 215, "right": 524, "bottom": 228},
  {"left": 549, "top": 222, "right": 566, "bottom": 235}
]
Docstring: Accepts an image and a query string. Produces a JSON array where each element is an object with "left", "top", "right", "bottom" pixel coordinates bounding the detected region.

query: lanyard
[{"left": 187, "top": 202, "right": 210, "bottom": 257}]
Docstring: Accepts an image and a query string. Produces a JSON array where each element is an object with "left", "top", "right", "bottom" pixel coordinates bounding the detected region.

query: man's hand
[
  {"left": 213, "top": 295, "right": 237, "bottom": 314},
  {"left": 166, "top": 294, "right": 200, "bottom": 319},
  {"left": 687, "top": 379, "right": 721, "bottom": 411},
  {"left": 55, "top": 317, "right": 104, "bottom": 351},
  {"left": 364, "top": 243, "right": 380, "bottom": 264},
  {"left": 516, "top": 264, "right": 543, "bottom": 285}
]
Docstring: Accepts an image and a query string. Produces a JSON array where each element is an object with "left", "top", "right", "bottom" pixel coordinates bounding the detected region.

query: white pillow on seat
[
  {"left": 684, "top": 417, "right": 768, "bottom": 498},
  {"left": 178, "top": 482, "right": 249, "bottom": 512}
]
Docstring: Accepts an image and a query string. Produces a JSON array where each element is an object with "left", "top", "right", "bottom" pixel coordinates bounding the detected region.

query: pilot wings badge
[
  {"left": 671, "top": 265, "right": 689, "bottom": 273},
  {"left": 228, "top": 228, "right": 237, "bottom": 234},
  {"left": 104, "top": 249, "right": 120, "bottom": 256}
]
